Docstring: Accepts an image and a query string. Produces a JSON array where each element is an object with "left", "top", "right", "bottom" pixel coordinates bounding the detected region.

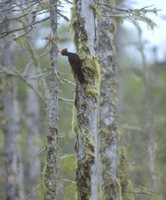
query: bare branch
[
  {"left": 26, "top": 72, "right": 51, "bottom": 80},
  {"left": 24, "top": 184, "right": 41, "bottom": 200},
  {"left": 93, "top": 1, "right": 159, "bottom": 28},
  {"left": 61, "top": 154, "right": 75, "bottom": 159},
  {"left": 122, "top": 124, "right": 143, "bottom": 132},
  {"left": 0, "top": 0, "right": 11, "bottom": 5},
  {"left": 1, "top": 0, "right": 40, "bottom": 14},
  {"left": 0, "top": 16, "right": 50, "bottom": 38},
  {"left": 58, "top": 11, "right": 70, "bottom": 21},
  {"left": 0, "top": 66, "right": 47, "bottom": 105},
  {"left": 58, "top": 76, "right": 76, "bottom": 86},
  {"left": 59, "top": 97, "right": 74, "bottom": 103},
  {"left": 13, "top": 27, "right": 33, "bottom": 40},
  {"left": 0, "top": 10, "right": 34, "bottom": 24},
  {"left": 64, "top": 0, "right": 72, "bottom": 5},
  {"left": 33, "top": 147, "right": 47, "bottom": 158},
  {"left": 62, "top": 178, "right": 76, "bottom": 184}
]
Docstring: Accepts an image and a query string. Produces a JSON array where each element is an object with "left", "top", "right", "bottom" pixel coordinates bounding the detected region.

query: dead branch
[
  {"left": 0, "top": 66, "right": 48, "bottom": 105},
  {"left": 0, "top": 16, "right": 50, "bottom": 38}
]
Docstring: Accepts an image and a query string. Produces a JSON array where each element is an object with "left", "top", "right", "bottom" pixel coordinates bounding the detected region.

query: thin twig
[
  {"left": 1, "top": 0, "right": 40, "bottom": 14},
  {"left": 26, "top": 72, "right": 51, "bottom": 80},
  {"left": 0, "top": 10, "right": 34, "bottom": 24},
  {"left": 122, "top": 124, "right": 143, "bottom": 132},
  {"left": 58, "top": 11, "right": 70, "bottom": 21},
  {"left": 58, "top": 76, "right": 76, "bottom": 86},
  {"left": 13, "top": 26, "right": 33, "bottom": 40},
  {"left": 59, "top": 97, "right": 74, "bottom": 103},
  {"left": 33, "top": 147, "right": 47, "bottom": 158},
  {"left": 61, "top": 154, "right": 75, "bottom": 159},
  {"left": 24, "top": 184, "right": 41, "bottom": 200},
  {"left": 0, "top": 66, "right": 47, "bottom": 105},
  {"left": 64, "top": 0, "right": 72, "bottom": 5},
  {"left": 0, "top": 16, "right": 50, "bottom": 38},
  {"left": 62, "top": 178, "right": 76, "bottom": 184}
]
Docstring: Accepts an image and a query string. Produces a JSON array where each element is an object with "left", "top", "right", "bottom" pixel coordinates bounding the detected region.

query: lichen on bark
[
  {"left": 118, "top": 147, "right": 134, "bottom": 200},
  {"left": 0, "top": 2, "right": 24, "bottom": 199},
  {"left": 43, "top": 0, "right": 61, "bottom": 199},
  {"left": 98, "top": 0, "right": 122, "bottom": 200},
  {"left": 71, "top": 0, "right": 100, "bottom": 199}
]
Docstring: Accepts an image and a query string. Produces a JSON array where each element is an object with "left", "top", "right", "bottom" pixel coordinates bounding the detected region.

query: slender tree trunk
[
  {"left": 43, "top": 0, "right": 60, "bottom": 199},
  {"left": 13, "top": 83, "right": 25, "bottom": 200},
  {"left": 25, "top": 63, "right": 41, "bottom": 194},
  {"left": 2, "top": 79, "right": 23, "bottom": 200},
  {"left": 144, "top": 67, "right": 158, "bottom": 190},
  {"left": 72, "top": 1, "right": 100, "bottom": 199},
  {"left": 136, "top": 25, "right": 158, "bottom": 190},
  {"left": 98, "top": 1, "right": 121, "bottom": 200},
  {"left": 0, "top": 1, "right": 24, "bottom": 199},
  {"left": 24, "top": 22, "right": 41, "bottom": 194}
]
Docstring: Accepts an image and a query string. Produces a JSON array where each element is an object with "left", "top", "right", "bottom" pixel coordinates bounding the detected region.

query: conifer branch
[{"left": 93, "top": 1, "right": 160, "bottom": 29}]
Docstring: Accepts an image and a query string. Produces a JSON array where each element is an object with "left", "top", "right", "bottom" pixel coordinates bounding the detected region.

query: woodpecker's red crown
[{"left": 61, "top": 48, "right": 68, "bottom": 55}]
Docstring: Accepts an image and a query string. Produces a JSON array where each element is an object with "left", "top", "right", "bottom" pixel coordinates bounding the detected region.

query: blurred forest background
[{"left": 0, "top": 0, "right": 166, "bottom": 200}]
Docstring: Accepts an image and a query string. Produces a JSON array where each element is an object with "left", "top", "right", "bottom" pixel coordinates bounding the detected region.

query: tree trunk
[
  {"left": 136, "top": 25, "right": 158, "bottom": 190},
  {"left": 98, "top": 1, "right": 121, "bottom": 200},
  {"left": 0, "top": 1, "right": 24, "bottom": 199},
  {"left": 2, "top": 80, "right": 24, "bottom": 200},
  {"left": 43, "top": 0, "right": 60, "bottom": 199},
  {"left": 72, "top": 1, "right": 100, "bottom": 199},
  {"left": 23, "top": 20, "right": 42, "bottom": 194},
  {"left": 25, "top": 63, "right": 41, "bottom": 195}
]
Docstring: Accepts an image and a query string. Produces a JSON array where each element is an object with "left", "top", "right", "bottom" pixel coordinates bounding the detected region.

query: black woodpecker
[{"left": 61, "top": 48, "right": 85, "bottom": 83}]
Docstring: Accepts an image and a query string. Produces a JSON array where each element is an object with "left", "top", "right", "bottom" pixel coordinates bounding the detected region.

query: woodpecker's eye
[{"left": 61, "top": 48, "right": 67, "bottom": 54}]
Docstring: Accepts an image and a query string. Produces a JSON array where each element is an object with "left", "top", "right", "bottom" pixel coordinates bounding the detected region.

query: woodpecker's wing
[
  {"left": 68, "top": 53, "right": 82, "bottom": 66},
  {"left": 71, "top": 63, "right": 85, "bottom": 83},
  {"left": 67, "top": 53, "right": 85, "bottom": 83}
]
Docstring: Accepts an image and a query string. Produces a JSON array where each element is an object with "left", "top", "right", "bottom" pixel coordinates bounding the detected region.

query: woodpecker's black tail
[{"left": 77, "top": 72, "right": 85, "bottom": 83}]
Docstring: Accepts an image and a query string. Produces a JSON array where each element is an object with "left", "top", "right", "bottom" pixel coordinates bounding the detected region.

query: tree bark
[
  {"left": 98, "top": 1, "right": 121, "bottom": 200},
  {"left": 25, "top": 63, "right": 41, "bottom": 194},
  {"left": 23, "top": 19, "right": 42, "bottom": 194},
  {"left": 72, "top": 1, "right": 100, "bottom": 199},
  {"left": 43, "top": 0, "right": 60, "bottom": 199},
  {"left": 0, "top": 1, "right": 24, "bottom": 199},
  {"left": 2, "top": 80, "right": 23, "bottom": 200}
]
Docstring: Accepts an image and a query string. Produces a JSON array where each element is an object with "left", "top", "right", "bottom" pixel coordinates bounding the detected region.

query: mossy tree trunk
[
  {"left": 98, "top": 1, "right": 121, "bottom": 200},
  {"left": 43, "top": 0, "right": 60, "bottom": 199},
  {"left": 72, "top": 0, "right": 100, "bottom": 199}
]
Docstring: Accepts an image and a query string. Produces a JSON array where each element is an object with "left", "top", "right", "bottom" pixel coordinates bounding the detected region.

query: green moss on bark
[
  {"left": 90, "top": 4, "right": 102, "bottom": 19},
  {"left": 118, "top": 147, "right": 134, "bottom": 200},
  {"left": 82, "top": 55, "right": 101, "bottom": 101},
  {"left": 71, "top": 1, "right": 100, "bottom": 199}
]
